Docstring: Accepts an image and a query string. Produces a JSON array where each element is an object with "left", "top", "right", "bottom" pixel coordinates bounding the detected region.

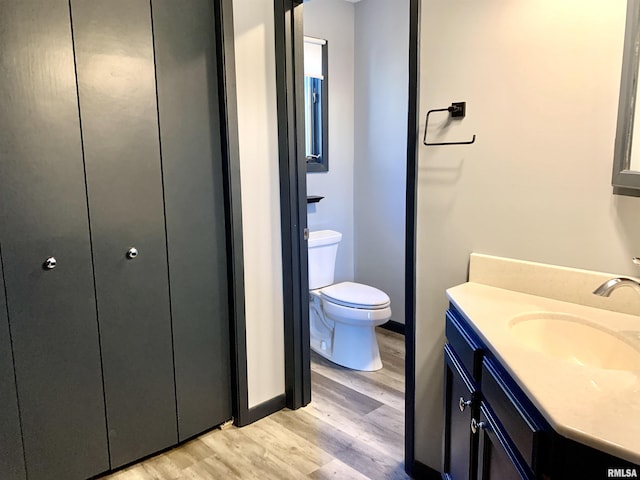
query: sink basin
[{"left": 509, "top": 312, "right": 640, "bottom": 371}]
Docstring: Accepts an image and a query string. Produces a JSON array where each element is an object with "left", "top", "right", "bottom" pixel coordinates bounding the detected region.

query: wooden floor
[{"left": 101, "top": 328, "right": 408, "bottom": 480}]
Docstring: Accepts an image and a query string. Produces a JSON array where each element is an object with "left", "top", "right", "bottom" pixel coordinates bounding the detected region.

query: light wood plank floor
[{"left": 101, "top": 328, "right": 408, "bottom": 480}]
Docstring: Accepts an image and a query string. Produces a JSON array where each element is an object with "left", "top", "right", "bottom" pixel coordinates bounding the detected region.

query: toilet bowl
[{"left": 308, "top": 230, "right": 392, "bottom": 371}]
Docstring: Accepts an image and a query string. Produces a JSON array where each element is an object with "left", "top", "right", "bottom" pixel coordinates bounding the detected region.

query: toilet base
[{"left": 311, "top": 323, "right": 383, "bottom": 371}]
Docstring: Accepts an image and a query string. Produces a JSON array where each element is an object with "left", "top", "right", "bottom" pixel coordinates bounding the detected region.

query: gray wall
[
  {"left": 304, "top": 0, "right": 356, "bottom": 283},
  {"left": 354, "top": 0, "right": 408, "bottom": 324},
  {"left": 415, "top": 0, "right": 640, "bottom": 469}
]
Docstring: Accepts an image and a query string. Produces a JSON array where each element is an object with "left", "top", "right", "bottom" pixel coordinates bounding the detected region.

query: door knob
[
  {"left": 43, "top": 257, "right": 57, "bottom": 270},
  {"left": 471, "top": 418, "right": 486, "bottom": 434},
  {"left": 459, "top": 396, "right": 472, "bottom": 412},
  {"left": 126, "top": 247, "right": 138, "bottom": 260}
]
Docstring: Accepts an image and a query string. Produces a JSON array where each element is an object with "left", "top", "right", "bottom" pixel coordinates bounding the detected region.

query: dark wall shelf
[{"left": 307, "top": 195, "right": 323, "bottom": 204}]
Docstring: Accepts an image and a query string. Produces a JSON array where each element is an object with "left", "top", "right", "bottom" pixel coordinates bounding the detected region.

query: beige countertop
[{"left": 447, "top": 282, "right": 640, "bottom": 465}]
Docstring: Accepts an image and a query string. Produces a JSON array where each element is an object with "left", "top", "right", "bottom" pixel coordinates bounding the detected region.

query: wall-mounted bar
[{"left": 423, "top": 102, "right": 476, "bottom": 146}]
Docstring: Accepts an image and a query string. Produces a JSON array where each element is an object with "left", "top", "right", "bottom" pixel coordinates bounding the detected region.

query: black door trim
[
  {"left": 405, "top": 0, "right": 421, "bottom": 474},
  {"left": 213, "top": 0, "right": 251, "bottom": 427},
  {"left": 274, "top": 0, "right": 311, "bottom": 411}
]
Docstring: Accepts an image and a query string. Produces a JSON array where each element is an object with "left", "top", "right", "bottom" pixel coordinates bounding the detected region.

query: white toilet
[{"left": 308, "top": 230, "right": 391, "bottom": 371}]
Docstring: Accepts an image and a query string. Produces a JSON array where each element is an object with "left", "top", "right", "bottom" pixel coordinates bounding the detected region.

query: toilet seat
[
  {"left": 321, "top": 299, "right": 391, "bottom": 326},
  {"left": 309, "top": 282, "right": 391, "bottom": 371},
  {"left": 319, "top": 281, "right": 390, "bottom": 310}
]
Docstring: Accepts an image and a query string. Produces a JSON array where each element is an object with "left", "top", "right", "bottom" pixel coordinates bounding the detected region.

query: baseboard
[
  {"left": 380, "top": 319, "right": 405, "bottom": 335},
  {"left": 410, "top": 460, "right": 441, "bottom": 480},
  {"left": 239, "top": 393, "right": 286, "bottom": 426}
]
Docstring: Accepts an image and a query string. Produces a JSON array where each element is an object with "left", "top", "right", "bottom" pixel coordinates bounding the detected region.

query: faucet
[
  {"left": 593, "top": 258, "right": 640, "bottom": 297},
  {"left": 593, "top": 277, "right": 640, "bottom": 297}
]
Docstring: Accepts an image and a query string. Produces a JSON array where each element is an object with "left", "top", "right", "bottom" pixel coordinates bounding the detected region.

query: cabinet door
[
  {"left": 0, "top": 2, "right": 110, "bottom": 478},
  {"left": 476, "top": 404, "right": 533, "bottom": 480},
  {"left": 151, "top": 0, "right": 232, "bottom": 440},
  {"left": 0, "top": 247, "right": 26, "bottom": 480},
  {"left": 71, "top": 0, "right": 177, "bottom": 467},
  {"left": 443, "top": 345, "right": 477, "bottom": 480}
]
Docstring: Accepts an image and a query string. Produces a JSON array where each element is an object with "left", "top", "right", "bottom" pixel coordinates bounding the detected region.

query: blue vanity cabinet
[
  {"left": 474, "top": 357, "right": 545, "bottom": 480},
  {"left": 476, "top": 403, "right": 529, "bottom": 480},
  {"left": 444, "top": 304, "right": 640, "bottom": 479},
  {"left": 444, "top": 306, "right": 543, "bottom": 480},
  {"left": 443, "top": 310, "right": 484, "bottom": 480},
  {"left": 479, "top": 358, "right": 548, "bottom": 478},
  {"left": 443, "top": 344, "right": 479, "bottom": 480}
]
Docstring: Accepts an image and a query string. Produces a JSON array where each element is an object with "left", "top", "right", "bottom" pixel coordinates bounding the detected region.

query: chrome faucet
[
  {"left": 593, "top": 258, "right": 640, "bottom": 297},
  {"left": 593, "top": 277, "right": 640, "bottom": 297}
]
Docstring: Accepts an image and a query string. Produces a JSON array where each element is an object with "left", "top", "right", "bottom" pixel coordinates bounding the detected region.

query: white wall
[
  {"left": 232, "top": 0, "right": 285, "bottom": 408},
  {"left": 304, "top": 0, "right": 356, "bottom": 283},
  {"left": 416, "top": 0, "right": 640, "bottom": 469},
  {"left": 353, "top": 0, "right": 409, "bottom": 324}
]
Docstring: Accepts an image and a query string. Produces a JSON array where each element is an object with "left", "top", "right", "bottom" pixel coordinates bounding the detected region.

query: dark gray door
[
  {"left": 0, "top": 2, "right": 110, "bottom": 479},
  {"left": 71, "top": 0, "right": 177, "bottom": 467},
  {"left": 152, "top": 0, "right": 233, "bottom": 440},
  {"left": 0, "top": 245, "right": 26, "bottom": 480}
]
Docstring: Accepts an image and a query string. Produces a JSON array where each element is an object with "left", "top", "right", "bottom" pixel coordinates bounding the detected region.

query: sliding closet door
[
  {"left": 0, "top": 2, "right": 110, "bottom": 479},
  {"left": 0, "top": 247, "right": 26, "bottom": 480},
  {"left": 71, "top": 0, "right": 177, "bottom": 467},
  {"left": 152, "top": 0, "right": 233, "bottom": 440}
]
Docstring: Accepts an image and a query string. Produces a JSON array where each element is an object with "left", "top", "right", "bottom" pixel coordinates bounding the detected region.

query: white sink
[{"left": 509, "top": 312, "right": 640, "bottom": 371}]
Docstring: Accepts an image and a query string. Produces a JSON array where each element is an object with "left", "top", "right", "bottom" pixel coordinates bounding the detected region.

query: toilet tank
[{"left": 308, "top": 230, "right": 342, "bottom": 289}]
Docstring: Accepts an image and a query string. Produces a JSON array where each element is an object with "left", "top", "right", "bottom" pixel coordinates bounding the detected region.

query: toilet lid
[{"left": 320, "top": 282, "right": 390, "bottom": 309}]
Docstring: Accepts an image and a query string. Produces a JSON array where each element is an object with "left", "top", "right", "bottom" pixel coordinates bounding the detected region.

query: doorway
[{"left": 274, "top": 0, "right": 422, "bottom": 476}]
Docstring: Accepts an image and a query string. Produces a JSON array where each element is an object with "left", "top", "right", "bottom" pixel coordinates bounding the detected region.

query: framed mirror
[
  {"left": 613, "top": 0, "right": 640, "bottom": 192},
  {"left": 304, "top": 36, "right": 328, "bottom": 173}
]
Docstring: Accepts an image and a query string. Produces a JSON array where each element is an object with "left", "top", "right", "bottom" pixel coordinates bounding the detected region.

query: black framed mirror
[{"left": 304, "top": 36, "right": 328, "bottom": 172}]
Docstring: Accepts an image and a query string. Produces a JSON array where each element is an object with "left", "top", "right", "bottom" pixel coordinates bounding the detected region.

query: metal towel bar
[{"left": 423, "top": 102, "right": 476, "bottom": 146}]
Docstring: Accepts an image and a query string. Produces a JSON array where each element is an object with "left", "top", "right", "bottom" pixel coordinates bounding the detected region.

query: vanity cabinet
[
  {"left": 443, "top": 307, "right": 483, "bottom": 480},
  {"left": 443, "top": 344, "right": 478, "bottom": 480},
  {"left": 475, "top": 403, "right": 525, "bottom": 480},
  {"left": 443, "top": 305, "right": 639, "bottom": 480},
  {"left": 443, "top": 307, "right": 547, "bottom": 479}
]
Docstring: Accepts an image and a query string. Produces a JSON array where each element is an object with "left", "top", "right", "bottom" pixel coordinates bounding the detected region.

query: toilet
[{"left": 308, "top": 229, "right": 391, "bottom": 371}]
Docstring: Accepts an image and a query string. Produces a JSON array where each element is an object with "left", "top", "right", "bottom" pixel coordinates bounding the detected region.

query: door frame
[
  {"left": 275, "top": 0, "right": 431, "bottom": 477},
  {"left": 274, "top": 0, "right": 312, "bottom": 410},
  {"left": 213, "top": 0, "right": 251, "bottom": 426},
  {"left": 405, "top": 0, "right": 423, "bottom": 476}
]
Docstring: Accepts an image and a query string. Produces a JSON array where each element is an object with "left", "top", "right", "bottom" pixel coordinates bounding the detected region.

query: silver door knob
[
  {"left": 43, "top": 257, "right": 57, "bottom": 270},
  {"left": 126, "top": 247, "right": 138, "bottom": 259},
  {"left": 459, "top": 397, "right": 472, "bottom": 412},
  {"left": 471, "top": 418, "right": 486, "bottom": 434}
]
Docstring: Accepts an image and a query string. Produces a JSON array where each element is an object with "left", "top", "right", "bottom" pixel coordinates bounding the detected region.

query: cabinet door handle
[
  {"left": 126, "top": 247, "right": 138, "bottom": 260},
  {"left": 470, "top": 418, "right": 486, "bottom": 434},
  {"left": 459, "top": 396, "right": 472, "bottom": 412}
]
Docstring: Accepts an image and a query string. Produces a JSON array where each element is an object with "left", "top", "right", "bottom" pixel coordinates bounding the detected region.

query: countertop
[{"left": 447, "top": 282, "right": 640, "bottom": 465}]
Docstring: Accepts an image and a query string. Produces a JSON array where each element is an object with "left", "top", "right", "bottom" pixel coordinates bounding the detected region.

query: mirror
[
  {"left": 304, "top": 36, "right": 328, "bottom": 173},
  {"left": 613, "top": 0, "right": 640, "bottom": 192}
]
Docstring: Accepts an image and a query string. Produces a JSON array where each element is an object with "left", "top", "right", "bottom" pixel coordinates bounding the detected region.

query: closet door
[
  {"left": 152, "top": 0, "right": 233, "bottom": 440},
  {"left": 71, "top": 0, "right": 177, "bottom": 467},
  {"left": 0, "top": 2, "right": 110, "bottom": 479},
  {"left": 0, "top": 247, "right": 26, "bottom": 480}
]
